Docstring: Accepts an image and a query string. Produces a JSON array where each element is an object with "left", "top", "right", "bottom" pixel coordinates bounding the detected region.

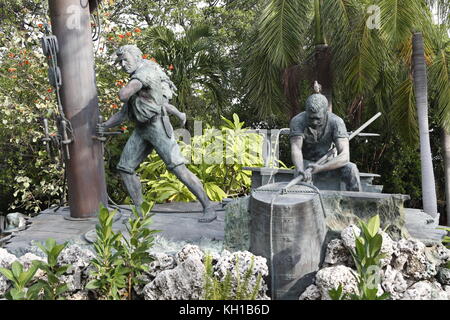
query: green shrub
[
  {"left": 120, "top": 201, "right": 160, "bottom": 299},
  {"left": 0, "top": 260, "right": 41, "bottom": 300},
  {"left": 203, "top": 253, "right": 262, "bottom": 300},
  {"left": 139, "top": 113, "right": 264, "bottom": 203},
  {"left": 86, "top": 202, "right": 159, "bottom": 300},
  {"left": 329, "top": 215, "right": 390, "bottom": 300},
  {"left": 0, "top": 237, "right": 72, "bottom": 300},
  {"left": 33, "top": 238, "right": 71, "bottom": 300},
  {"left": 86, "top": 205, "right": 127, "bottom": 300}
]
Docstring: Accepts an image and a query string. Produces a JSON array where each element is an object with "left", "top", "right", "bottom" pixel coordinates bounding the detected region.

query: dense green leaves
[
  {"left": 87, "top": 205, "right": 127, "bottom": 300},
  {"left": 0, "top": 237, "right": 73, "bottom": 300},
  {"left": 87, "top": 203, "right": 159, "bottom": 300},
  {"left": 138, "top": 114, "right": 264, "bottom": 203},
  {"left": 330, "top": 215, "right": 390, "bottom": 300},
  {"left": 33, "top": 238, "right": 71, "bottom": 300},
  {"left": 203, "top": 254, "right": 262, "bottom": 300},
  {"left": 0, "top": 260, "right": 41, "bottom": 300}
]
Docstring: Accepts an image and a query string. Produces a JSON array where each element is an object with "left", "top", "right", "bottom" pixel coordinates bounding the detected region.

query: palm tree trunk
[
  {"left": 412, "top": 32, "right": 438, "bottom": 218},
  {"left": 443, "top": 128, "right": 450, "bottom": 225}
]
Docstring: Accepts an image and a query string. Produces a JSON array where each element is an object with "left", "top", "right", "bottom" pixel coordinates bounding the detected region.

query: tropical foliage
[
  {"left": 0, "top": 237, "right": 72, "bottom": 300},
  {"left": 203, "top": 253, "right": 263, "bottom": 300},
  {"left": 243, "top": 0, "right": 450, "bottom": 219},
  {"left": 138, "top": 114, "right": 264, "bottom": 203},
  {"left": 329, "top": 215, "right": 390, "bottom": 300},
  {"left": 0, "top": 0, "right": 448, "bottom": 221},
  {"left": 86, "top": 202, "right": 159, "bottom": 300}
]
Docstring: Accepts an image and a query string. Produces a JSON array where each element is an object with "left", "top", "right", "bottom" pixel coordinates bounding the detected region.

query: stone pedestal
[{"left": 224, "top": 187, "right": 410, "bottom": 252}]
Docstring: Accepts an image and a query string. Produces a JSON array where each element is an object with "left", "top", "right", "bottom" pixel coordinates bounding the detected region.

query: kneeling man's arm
[
  {"left": 291, "top": 136, "right": 305, "bottom": 175},
  {"left": 313, "top": 138, "right": 350, "bottom": 173}
]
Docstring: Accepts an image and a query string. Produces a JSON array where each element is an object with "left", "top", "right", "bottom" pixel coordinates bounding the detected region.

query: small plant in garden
[
  {"left": 86, "top": 205, "right": 127, "bottom": 300},
  {"left": 203, "top": 254, "right": 262, "bottom": 300},
  {"left": 120, "top": 201, "right": 160, "bottom": 299},
  {"left": 33, "top": 238, "right": 71, "bottom": 300},
  {"left": 0, "top": 238, "right": 73, "bottom": 300},
  {"left": 87, "top": 202, "right": 159, "bottom": 300},
  {"left": 0, "top": 260, "right": 41, "bottom": 300},
  {"left": 329, "top": 215, "right": 390, "bottom": 300}
]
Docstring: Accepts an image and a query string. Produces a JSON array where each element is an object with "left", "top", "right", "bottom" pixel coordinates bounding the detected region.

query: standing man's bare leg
[
  {"left": 119, "top": 171, "right": 144, "bottom": 212},
  {"left": 171, "top": 165, "right": 217, "bottom": 223}
]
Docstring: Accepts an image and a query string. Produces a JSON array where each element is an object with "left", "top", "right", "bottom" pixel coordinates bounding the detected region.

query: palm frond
[
  {"left": 379, "top": 0, "right": 426, "bottom": 46},
  {"left": 428, "top": 26, "right": 450, "bottom": 130},
  {"left": 341, "top": 15, "right": 384, "bottom": 99},
  {"left": 390, "top": 76, "right": 419, "bottom": 145},
  {"left": 256, "top": 0, "right": 311, "bottom": 68},
  {"left": 242, "top": 0, "right": 311, "bottom": 120}
]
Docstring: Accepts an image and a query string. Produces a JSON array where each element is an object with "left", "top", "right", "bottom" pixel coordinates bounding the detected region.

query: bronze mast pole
[{"left": 48, "top": 0, "right": 107, "bottom": 219}]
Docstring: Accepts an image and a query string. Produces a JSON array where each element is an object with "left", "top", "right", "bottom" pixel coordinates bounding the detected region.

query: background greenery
[{"left": 0, "top": 0, "right": 448, "bottom": 222}]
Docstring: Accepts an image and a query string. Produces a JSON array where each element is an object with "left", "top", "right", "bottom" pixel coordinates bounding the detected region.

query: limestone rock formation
[
  {"left": 58, "top": 244, "right": 95, "bottom": 270},
  {"left": 381, "top": 266, "right": 408, "bottom": 300},
  {"left": 299, "top": 284, "right": 321, "bottom": 300},
  {"left": 0, "top": 248, "right": 18, "bottom": 268},
  {"left": 340, "top": 224, "right": 361, "bottom": 251},
  {"left": 437, "top": 268, "right": 450, "bottom": 286},
  {"left": 213, "top": 250, "right": 270, "bottom": 300},
  {"left": 0, "top": 248, "right": 18, "bottom": 297},
  {"left": 142, "top": 245, "right": 269, "bottom": 300},
  {"left": 401, "top": 280, "right": 448, "bottom": 300},
  {"left": 175, "top": 244, "right": 204, "bottom": 264},
  {"left": 324, "top": 239, "right": 353, "bottom": 266},
  {"left": 300, "top": 227, "right": 450, "bottom": 300},
  {"left": 315, "top": 265, "right": 358, "bottom": 300},
  {"left": 143, "top": 254, "right": 206, "bottom": 300}
]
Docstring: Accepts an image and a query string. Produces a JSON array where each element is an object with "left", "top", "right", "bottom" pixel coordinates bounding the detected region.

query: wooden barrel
[{"left": 249, "top": 182, "right": 327, "bottom": 300}]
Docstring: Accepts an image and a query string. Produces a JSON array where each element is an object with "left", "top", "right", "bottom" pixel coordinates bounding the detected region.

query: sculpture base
[{"left": 224, "top": 183, "right": 411, "bottom": 253}]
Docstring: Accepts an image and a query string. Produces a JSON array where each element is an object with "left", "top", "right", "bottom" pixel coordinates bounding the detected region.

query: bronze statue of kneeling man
[
  {"left": 290, "top": 83, "right": 362, "bottom": 191},
  {"left": 97, "top": 45, "right": 217, "bottom": 222}
]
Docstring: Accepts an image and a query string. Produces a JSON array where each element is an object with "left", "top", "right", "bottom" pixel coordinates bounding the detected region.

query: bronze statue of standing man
[{"left": 97, "top": 45, "right": 217, "bottom": 222}]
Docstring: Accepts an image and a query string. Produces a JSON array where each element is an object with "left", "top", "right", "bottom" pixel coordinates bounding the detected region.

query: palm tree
[
  {"left": 412, "top": 32, "right": 438, "bottom": 217},
  {"left": 139, "top": 24, "right": 230, "bottom": 120}
]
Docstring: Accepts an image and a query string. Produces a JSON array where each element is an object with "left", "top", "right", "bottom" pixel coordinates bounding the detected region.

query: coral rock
[
  {"left": 299, "top": 284, "right": 321, "bottom": 300},
  {"left": 381, "top": 265, "right": 408, "bottom": 300},
  {"left": 175, "top": 244, "right": 204, "bottom": 264},
  {"left": 324, "top": 239, "right": 353, "bottom": 266},
  {"left": 340, "top": 225, "right": 361, "bottom": 251},
  {"left": 379, "top": 231, "right": 396, "bottom": 267},
  {"left": 315, "top": 266, "right": 358, "bottom": 300},
  {"left": 58, "top": 244, "right": 95, "bottom": 270},
  {"left": 0, "top": 248, "right": 18, "bottom": 268},
  {"left": 214, "top": 250, "right": 269, "bottom": 300},
  {"left": 437, "top": 268, "right": 450, "bottom": 286},
  {"left": 401, "top": 281, "right": 447, "bottom": 300},
  {"left": 143, "top": 255, "right": 205, "bottom": 300},
  {"left": 65, "top": 290, "right": 89, "bottom": 300},
  {"left": 392, "top": 239, "right": 437, "bottom": 281}
]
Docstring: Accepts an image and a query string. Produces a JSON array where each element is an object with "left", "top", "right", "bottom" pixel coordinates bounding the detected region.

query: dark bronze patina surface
[{"left": 49, "top": 0, "right": 107, "bottom": 218}]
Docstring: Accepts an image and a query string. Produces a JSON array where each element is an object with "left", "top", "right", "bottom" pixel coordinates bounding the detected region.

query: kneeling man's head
[{"left": 305, "top": 92, "right": 328, "bottom": 129}]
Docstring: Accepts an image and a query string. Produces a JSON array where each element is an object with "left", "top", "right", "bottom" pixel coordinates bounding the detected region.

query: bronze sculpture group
[{"left": 100, "top": 44, "right": 360, "bottom": 224}]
